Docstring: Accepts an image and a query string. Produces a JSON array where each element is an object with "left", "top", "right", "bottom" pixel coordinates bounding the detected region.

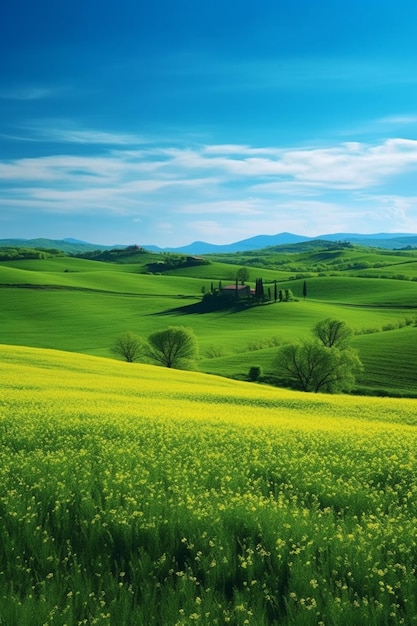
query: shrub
[{"left": 248, "top": 366, "right": 263, "bottom": 382}]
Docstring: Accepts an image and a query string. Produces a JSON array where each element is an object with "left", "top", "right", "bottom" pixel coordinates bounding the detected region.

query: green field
[
  {"left": 0, "top": 248, "right": 416, "bottom": 395},
  {"left": 1, "top": 346, "right": 417, "bottom": 625},
  {"left": 1, "top": 244, "right": 417, "bottom": 624}
]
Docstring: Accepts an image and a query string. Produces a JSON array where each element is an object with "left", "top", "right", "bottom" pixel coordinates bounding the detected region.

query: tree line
[
  {"left": 112, "top": 318, "right": 363, "bottom": 394},
  {"left": 112, "top": 326, "right": 198, "bottom": 369}
]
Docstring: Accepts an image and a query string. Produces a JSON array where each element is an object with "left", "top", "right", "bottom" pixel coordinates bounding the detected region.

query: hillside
[
  {"left": 0, "top": 247, "right": 416, "bottom": 396},
  {"left": 1, "top": 345, "right": 417, "bottom": 624},
  {"left": 209, "top": 241, "right": 417, "bottom": 274},
  {"left": 0, "top": 238, "right": 118, "bottom": 254}
]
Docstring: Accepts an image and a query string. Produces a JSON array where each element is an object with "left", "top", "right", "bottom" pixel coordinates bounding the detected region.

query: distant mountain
[
  {"left": 63, "top": 237, "right": 92, "bottom": 245},
  {"left": 144, "top": 232, "right": 417, "bottom": 254},
  {"left": 0, "top": 238, "right": 122, "bottom": 254},
  {"left": 1, "top": 233, "right": 417, "bottom": 255},
  {"left": 144, "top": 232, "right": 311, "bottom": 254},
  {"left": 316, "top": 233, "right": 417, "bottom": 250}
]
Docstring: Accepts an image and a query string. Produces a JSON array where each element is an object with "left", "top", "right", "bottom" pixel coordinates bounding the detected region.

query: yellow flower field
[{"left": 1, "top": 344, "right": 417, "bottom": 625}]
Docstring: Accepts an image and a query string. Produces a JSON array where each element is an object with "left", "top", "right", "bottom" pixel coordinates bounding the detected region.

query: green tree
[
  {"left": 255, "top": 277, "right": 264, "bottom": 303},
  {"left": 147, "top": 326, "right": 198, "bottom": 369},
  {"left": 313, "top": 318, "right": 353, "bottom": 349},
  {"left": 112, "top": 332, "right": 146, "bottom": 363},
  {"left": 248, "top": 365, "right": 263, "bottom": 382},
  {"left": 274, "top": 340, "right": 362, "bottom": 393},
  {"left": 236, "top": 267, "right": 250, "bottom": 284}
]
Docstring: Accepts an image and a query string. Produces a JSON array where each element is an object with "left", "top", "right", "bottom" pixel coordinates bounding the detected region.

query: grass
[
  {"left": 281, "top": 276, "right": 417, "bottom": 307},
  {"left": 1, "top": 254, "right": 416, "bottom": 394},
  {"left": 1, "top": 245, "right": 416, "bottom": 625},
  {"left": 1, "top": 345, "right": 417, "bottom": 625},
  {"left": 352, "top": 326, "right": 417, "bottom": 395}
]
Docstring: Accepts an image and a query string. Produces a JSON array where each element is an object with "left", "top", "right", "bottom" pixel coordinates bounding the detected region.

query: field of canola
[{"left": 1, "top": 345, "right": 417, "bottom": 625}]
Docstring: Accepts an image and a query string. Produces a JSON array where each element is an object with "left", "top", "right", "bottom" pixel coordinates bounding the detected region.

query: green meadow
[
  {"left": 0, "top": 243, "right": 417, "bottom": 625},
  {"left": 0, "top": 245, "right": 416, "bottom": 395}
]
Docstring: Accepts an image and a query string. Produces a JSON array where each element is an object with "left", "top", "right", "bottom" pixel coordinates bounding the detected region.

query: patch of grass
[
  {"left": 352, "top": 326, "right": 417, "bottom": 393},
  {"left": 282, "top": 276, "right": 417, "bottom": 306}
]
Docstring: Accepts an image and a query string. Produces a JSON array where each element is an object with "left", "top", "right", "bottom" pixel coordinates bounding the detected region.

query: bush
[
  {"left": 205, "top": 345, "right": 227, "bottom": 359},
  {"left": 248, "top": 366, "right": 263, "bottom": 382}
]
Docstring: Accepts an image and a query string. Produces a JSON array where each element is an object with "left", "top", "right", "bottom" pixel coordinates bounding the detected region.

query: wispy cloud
[
  {"left": 139, "top": 52, "right": 417, "bottom": 95},
  {"left": 0, "top": 86, "right": 59, "bottom": 100},
  {"left": 2, "top": 137, "right": 417, "bottom": 191},
  {"left": 1, "top": 135, "right": 417, "bottom": 241},
  {"left": 44, "top": 128, "right": 145, "bottom": 146},
  {"left": 20, "top": 124, "right": 146, "bottom": 146},
  {"left": 179, "top": 200, "right": 262, "bottom": 216},
  {"left": 377, "top": 115, "right": 417, "bottom": 125}
]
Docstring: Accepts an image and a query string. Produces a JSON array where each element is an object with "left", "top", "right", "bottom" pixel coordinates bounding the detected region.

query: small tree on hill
[
  {"left": 112, "top": 332, "right": 146, "bottom": 363},
  {"left": 236, "top": 267, "right": 250, "bottom": 285},
  {"left": 274, "top": 340, "right": 362, "bottom": 393},
  {"left": 248, "top": 365, "right": 263, "bottom": 382},
  {"left": 146, "top": 326, "right": 198, "bottom": 369},
  {"left": 313, "top": 318, "right": 353, "bottom": 349},
  {"left": 273, "top": 316, "right": 362, "bottom": 393}
]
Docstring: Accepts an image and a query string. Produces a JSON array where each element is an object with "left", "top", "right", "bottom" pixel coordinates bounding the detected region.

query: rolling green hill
[
  {"left": 210, "top": 241, "right": 417, "bottom": 275},
  {"left": 0, "top": 247, "right": 416, "bottom": 396}
]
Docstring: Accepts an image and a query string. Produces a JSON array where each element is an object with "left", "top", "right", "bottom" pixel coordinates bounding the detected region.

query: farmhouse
[{"left": 221, "top": 284, "right": 252, "bottom": 299}]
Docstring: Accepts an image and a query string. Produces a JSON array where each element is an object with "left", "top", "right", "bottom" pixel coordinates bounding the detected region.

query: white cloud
[
  {"left": 179, "top": 200, "right": 262, "bottom": 216},
  {"left": 44, "top": 128, "right": 145, "bottom": 146},
  {"left": 202, "top": 144, "right": 251, "bottom": 155},
  {"left": 1, "top": 135, "right": 417, "bottom": 242},
  {"left": 377, "top": 115, "right": 417, "bottom": 125},
  {"left": 4, "top": 136, "right": 416, "bottom": 191}
]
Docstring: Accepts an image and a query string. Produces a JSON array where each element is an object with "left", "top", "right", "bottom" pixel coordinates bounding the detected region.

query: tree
[
  {"left": 236, "top": 267, "right": 250, "bottom": 285},
  {"left": 274, "top": 340, "right": 363, "bottom": 393},
  {"left": 303, "top": 280, "right": 307, "bottom": 300},
  {"left": 255, "top": 277, "right": 264, "bottom": 303},
  {"left": 147, "top": 326, "right": 198, "bottom": 369},
  {"left": 248, "top": 365, "right": 263, "bottom": 382},
  {"left": 112, "top": 332, "right": 146, "bottom": 363},
  {"left": 313, "top": 318, "right": 353, "bottom": 349}
]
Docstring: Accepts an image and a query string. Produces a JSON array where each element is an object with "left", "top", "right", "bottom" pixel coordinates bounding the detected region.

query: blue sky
[{"left": 1, "top": 0, "right": 416, "bottom": 247}]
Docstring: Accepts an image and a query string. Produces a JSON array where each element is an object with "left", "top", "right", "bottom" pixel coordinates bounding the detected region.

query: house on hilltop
[{"left": 221, "top": 284, "right": 252, "bottom": 299}]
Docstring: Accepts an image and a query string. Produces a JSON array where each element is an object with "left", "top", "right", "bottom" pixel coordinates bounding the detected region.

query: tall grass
[{"left": 1, "top": 346, "right": 417, "bottom": 624}]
